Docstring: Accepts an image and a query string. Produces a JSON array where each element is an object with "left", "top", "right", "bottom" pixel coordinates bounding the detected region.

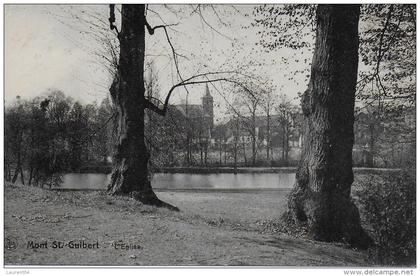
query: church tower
[{"left": 202, "top": 83, "right": 214, "bottom": 129}]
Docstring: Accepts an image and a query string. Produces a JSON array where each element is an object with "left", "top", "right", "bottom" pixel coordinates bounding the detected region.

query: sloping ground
[{"left": 4, "top": 182, "right": 370, "bottom": 266}]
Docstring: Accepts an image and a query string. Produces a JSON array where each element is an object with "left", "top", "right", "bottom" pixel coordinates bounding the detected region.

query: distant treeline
[
  {"left": 4, "top": 90, "right": 115, "bottom": 186},
  {"left": 4, "top": 89, "right": 416, "bottom": 187}
]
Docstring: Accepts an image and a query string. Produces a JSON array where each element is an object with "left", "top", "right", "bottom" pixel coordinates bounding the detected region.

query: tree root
[
  {"left": 130, "top": 191, "right": 180, "bottom": 211},
  {"left": 281, "top": 207, "right": 373, "bottom": 250}
]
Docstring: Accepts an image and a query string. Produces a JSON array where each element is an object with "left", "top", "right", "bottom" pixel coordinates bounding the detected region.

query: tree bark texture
[
  {"left": 107, "top": 5, "right": 177, "bottom": 210},
  {"left": 284, "top": 4, "right": 372, "bottom": 248}
]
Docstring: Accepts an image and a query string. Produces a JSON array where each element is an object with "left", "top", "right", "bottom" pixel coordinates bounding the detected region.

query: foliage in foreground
[{"left": 357, "top": 169, "right": 416, "bottom": 266}]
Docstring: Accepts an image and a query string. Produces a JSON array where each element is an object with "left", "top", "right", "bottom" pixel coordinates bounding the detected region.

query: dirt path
[{"left": 4, "top": 183, "right": 370, "bottom": 266}]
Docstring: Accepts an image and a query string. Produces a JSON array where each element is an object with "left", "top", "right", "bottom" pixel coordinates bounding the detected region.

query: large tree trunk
[
  {"left": 283, "top": 4, "right": 371, "bottom": 248},
  {"left": 107, "top": 4, "right": 177, "bottom": 210}
]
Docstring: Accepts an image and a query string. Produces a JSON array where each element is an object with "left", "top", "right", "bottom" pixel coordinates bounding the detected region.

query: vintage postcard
[{"left": 3, "top": 3, "right": 416, "bottom": 273}]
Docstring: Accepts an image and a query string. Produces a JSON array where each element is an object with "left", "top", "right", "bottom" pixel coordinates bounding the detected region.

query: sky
[{"left": 4, "top": 4, "right": 313, "bottom": 120}]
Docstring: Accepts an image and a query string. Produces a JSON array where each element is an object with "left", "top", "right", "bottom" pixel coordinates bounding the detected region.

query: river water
[{"left": 59, "top": 172, "right": 296, "bottom": 190}]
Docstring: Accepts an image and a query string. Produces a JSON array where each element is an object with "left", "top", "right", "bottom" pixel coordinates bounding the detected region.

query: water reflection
[
  {"left": 60, "top": 172, "right": 296, "bottom": 190},
  {"left": 153, "top": 173, "right": 295, "bottom": 189}
]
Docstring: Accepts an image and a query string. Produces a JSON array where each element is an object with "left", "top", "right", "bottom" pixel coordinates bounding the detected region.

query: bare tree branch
[
  {"left": 145, "top": 73, "right": 257, "bottom": 117},
  {"left": 145, "top": 21, "right": 178, "bottom": 35},
  {"left": 376, "top": 4, "right": 394, "bottom": 74},
  {"left": 108, "top": 4, "right": 120, "bottom": 37},
  {"left": 194, "top": 5, "right": 233, "bottom": 41}
]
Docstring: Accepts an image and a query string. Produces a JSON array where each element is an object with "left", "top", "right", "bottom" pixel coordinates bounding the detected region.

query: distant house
[
  {"left": 222, "top": 113, "right": 304, "bottom": 149},
  {"left": 146, "top": 84, "right": 307, "bottom": 163},
  {"left": 172, "top": 84, "right": 214, "bottom": 141}
]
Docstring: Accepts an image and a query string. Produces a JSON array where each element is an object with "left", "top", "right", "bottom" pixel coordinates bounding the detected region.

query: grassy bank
[{"left": 4, "top": 182, "right": 370, "bottom": 266}]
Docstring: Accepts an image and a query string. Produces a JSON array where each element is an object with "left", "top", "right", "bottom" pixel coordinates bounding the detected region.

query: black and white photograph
[{"left": 2, "top": 2, "right": 417, "bottom": 272}]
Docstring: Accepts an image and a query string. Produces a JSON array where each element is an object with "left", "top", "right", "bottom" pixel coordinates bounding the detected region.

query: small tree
[
  {"left": 261, "top": 88, "right": 277, "bottom": 162},
  {"left": 234, "top": 85, "right": 263, "bottom": 165},
  {"left": 276, "top": 95, "right": 295, "bottom": 163}
]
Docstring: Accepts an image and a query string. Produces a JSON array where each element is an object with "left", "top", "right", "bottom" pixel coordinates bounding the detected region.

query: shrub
[{"left": 356, "top": 169, "right": 416, "bottom": 266}]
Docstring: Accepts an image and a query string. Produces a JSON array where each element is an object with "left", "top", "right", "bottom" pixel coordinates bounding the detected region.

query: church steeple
[
  {"left": 205, "top": 83, "right": 211, "bottom": 97},
  {"left": 202, "top": 83, "right": 214, "bottom": 129}
]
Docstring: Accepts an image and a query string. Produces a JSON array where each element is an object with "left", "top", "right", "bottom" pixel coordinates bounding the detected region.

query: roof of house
[{"left": 174, "top": 104, "right": 212, "bottom": 119}]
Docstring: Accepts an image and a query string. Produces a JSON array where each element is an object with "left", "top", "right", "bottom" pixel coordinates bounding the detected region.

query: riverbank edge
[{"left": 72, "top": 166, "right": 403, "bottom": 174}]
